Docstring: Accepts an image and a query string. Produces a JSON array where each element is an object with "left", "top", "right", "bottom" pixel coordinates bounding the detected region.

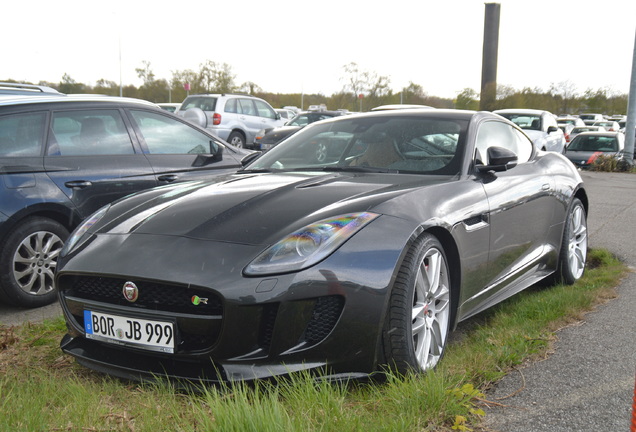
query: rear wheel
[
  {"left": 227, "top": 131, "right": 245, "bottom": 148},
  {"left": 382, "top": 233, "right": 452, "bottom": 374},
  {"left": 556, "top": 198, "right": 587, "bottom": 284},
  {"left": 0, "top": 217, "right": 69, "bottom": 307}
]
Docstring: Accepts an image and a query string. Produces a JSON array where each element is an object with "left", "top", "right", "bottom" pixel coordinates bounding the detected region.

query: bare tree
[{"left": 135, "top": 61, "right": 155, "bottom": 85}]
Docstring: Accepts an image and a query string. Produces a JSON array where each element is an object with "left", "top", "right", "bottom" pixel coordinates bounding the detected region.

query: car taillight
[
  {"left": 565, "top": 133, "right": 570, "bottom": 143},
  {"left": 212, "top": 113, "right": 221, "bottom": 125}
]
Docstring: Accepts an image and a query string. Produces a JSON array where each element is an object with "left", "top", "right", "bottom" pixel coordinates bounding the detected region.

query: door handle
[
  {"left": 64, "top": 180, "right": 92, "bottom": 189},
  {"left": 158, "top": 174, "right": 178, "bottom": 183}
]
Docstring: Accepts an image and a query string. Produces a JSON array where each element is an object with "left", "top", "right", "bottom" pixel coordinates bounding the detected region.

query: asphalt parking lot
[{"left": 0, "top": 170, "right": 634, "bottom": 431}]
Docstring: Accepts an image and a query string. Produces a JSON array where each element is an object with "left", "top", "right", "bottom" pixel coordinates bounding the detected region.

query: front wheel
[
  {"left": 382, "top": 233, "right": 452, "bottom": 374},
  {"left": 0, "top": 217, "right": 69, "bottom": 307},
  {"left": 556, "top": 198, "right": 587, "bottom": 284}
]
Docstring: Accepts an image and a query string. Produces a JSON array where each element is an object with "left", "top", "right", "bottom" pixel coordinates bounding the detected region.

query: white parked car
[
  {"left": 592, "top": 120, "right": 620, "bottom": 132},
  {"left": 579, "top": 113, "right": 605, "bottom": 125},
  {"left": 494, "top": 109, "right": 566, "bottom": 153}
]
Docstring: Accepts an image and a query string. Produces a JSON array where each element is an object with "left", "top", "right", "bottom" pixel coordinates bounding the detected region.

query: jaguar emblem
[{"left": 122, "top": 281, "right": 139, "bottom": 303}]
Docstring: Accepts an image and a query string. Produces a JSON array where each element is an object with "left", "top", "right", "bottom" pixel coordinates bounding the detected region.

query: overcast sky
[{"left": 4, "top": 0, "right": 635, "bottom": 100}]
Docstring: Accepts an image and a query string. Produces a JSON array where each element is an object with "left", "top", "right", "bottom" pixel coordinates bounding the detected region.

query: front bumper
[{"left": 57, "top": 221, "right": 412, "bottom": 384}]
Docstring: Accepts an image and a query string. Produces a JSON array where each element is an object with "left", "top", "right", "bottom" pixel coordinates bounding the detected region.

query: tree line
[{"left": 6, "top": 60, "right": 629, "bottom": 116}]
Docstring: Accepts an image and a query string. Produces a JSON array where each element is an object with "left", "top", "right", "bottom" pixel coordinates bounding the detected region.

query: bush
[{"left": 590, "top": 155, "right": 634, "bottom": 172}]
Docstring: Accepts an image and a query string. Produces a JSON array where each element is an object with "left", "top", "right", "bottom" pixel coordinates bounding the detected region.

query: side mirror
[
  {"left": 476, "top": 146, "right": 518, "bottom": 173},
  {"left": 547, "top": 125, "right": 558, "bottom": 134},
  {"left": 241, "top": 152, "right": 261, "bottom": 166},
  {"left": 192, "top": 144, "right": 223, "bottom": 167}
]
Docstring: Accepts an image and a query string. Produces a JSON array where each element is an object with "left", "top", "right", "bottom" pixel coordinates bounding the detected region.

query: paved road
[
  {"left": 485, "top": 170, "right": 636, "bottom": 432},
  {"left": 1, "top": 171, "right": 634, "bottom": 431}
]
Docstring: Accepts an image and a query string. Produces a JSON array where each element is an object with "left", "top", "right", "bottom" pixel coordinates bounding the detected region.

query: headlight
[
  {"left": 61, "top": 205, "right": 111, "bottom": 257},
  {"left": 244, "top": 212, "right": 379, "bottom": 276}
]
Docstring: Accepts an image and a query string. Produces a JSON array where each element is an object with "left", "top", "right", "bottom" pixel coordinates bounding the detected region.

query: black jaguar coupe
[{"left": 56, "top": 109, "right": 588, "bottom": 384}]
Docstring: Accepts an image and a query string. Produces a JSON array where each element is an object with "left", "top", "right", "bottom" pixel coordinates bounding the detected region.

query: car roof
[
  {"left": 371, "top": 104, "right": 435, "bottom": 111},
  {"left": 0, "top": 82, "right": 62, "bottom": 95},
  {"left": 572, "top": 131, "right": 620, "bottom": 137},
  {"left": 0, "top": 94, "right": 159, "bottom": 108},
  {"left": 316, "top": 108, "right": 482, "bottom": 122},
  {"left": 493, "top": 108, "right": 547, "bottom": 115}
]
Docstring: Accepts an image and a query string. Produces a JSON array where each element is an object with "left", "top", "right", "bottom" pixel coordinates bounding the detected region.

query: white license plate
[{"left": 84, "top": 310, "right": 175, "bottom": 353}]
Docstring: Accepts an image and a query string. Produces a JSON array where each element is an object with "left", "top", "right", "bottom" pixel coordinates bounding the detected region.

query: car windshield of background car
[
  {"left": 180, "top": 97, "right": 217, "bottom": 112},
  {"left": 246, "top": 116, "right": 467, "bottom": 175},
  {"left": 498, "top": 114, "right": 541, "bottom": 131},
  {"left": 568, "top": 135, "right": 617, "bottom": 152}
]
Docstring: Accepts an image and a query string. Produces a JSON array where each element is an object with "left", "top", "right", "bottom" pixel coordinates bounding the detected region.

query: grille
[
  {"left": 62, "top": 275, "right": 222, "bottom": 316},
  {"left": 60, "top": 275, "right": 223, "bottom": 352},
  {"left": 302, "top": 296, "right": 345, "bottom": 345}
]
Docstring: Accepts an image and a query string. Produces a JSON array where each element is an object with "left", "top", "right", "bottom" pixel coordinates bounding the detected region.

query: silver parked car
[
  {"left": 493, "top": 109, "right": 566, "bottom": 153},
  {"left": 178, "top": 94, "right": 285, "bottom": 148}
]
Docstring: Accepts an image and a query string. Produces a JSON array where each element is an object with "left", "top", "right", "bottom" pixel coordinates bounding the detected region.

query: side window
[
  {"left": 50, "top": 110, "right": 134, "bottom": 156},
  {"left": 0, "top": 112, "right": 46, "bottom": 156},
  {"left": 475, "top": 121, "right": 532, "bottom": 165},
  {"left": 238, "top": 99, "right": 256, "bottom": 116},
  {"left": 130, "top": 110, "right": 219, "bottom": 155},
  {"left": 254, "top": 100, "right": 276, "bottom": 119},
  {"left": 224, "top": 98, "right": 237, "bottom": 113}
]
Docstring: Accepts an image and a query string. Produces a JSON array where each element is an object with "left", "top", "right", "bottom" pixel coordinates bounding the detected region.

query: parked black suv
[{"left": 0, "top": 92, "right": 254, "bottom": 307}]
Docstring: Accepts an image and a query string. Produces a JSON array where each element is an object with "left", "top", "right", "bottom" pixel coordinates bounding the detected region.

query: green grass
[{"left": 0, "top": 249, "right": 626, "bottom": 431}]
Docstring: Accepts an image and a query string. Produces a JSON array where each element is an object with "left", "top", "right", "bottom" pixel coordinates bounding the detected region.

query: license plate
[{"left": 84, "top": 310, "right": 175, "bottom": 353}]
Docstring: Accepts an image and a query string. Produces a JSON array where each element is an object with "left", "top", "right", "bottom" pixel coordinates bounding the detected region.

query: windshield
[
  {"left": 179, "top": 96, "right": 217, "bottom": 112},
  {"left": 245, "top": 115, "right": 468, "bottom": 175},
  {"left": 568, "top": 135, "right": 618, "bottom": 152},
  {"left": 497, "top": 114, "right": 541, "bottom": 131}
]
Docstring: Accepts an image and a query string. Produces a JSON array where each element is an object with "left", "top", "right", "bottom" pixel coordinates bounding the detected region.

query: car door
[
  {"left": 44, "top": 108, "right": 157, "bottom": 220},
  {"left": 236, "top": 98, "right": 264, "bottom": 143},
  {"left": 0, "top": 110, "right": 75, "bottom": 222},
  {"left": 127, "top": 109, "right": 244, "bottom": 184},
  {"left": 542, "top": 113, "right": 564, "bottom": 152},
  {"left": 469, "top": 120, "right": 556, "bottom": 307}
]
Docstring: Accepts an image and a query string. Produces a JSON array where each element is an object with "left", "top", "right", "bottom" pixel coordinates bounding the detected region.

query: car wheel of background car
[
  {"left": 182, "top": 108, "right": 208, "bottom": 128},
  {"left": 227, "top": 131, "right": 245, "bottom": 148},
  {"left": 556, "top": 198, "right": 587, "bottom": 285},
  {"left": 382, "top": 233, "right": 452, "bottom": 374},
  {"left": 0, "top": 217, "right": 69, "bottom": 308}
]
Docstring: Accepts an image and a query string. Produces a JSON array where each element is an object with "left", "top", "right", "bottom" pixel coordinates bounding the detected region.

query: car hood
[
  {"left": 97, "top": 172, "right": 452, "bottom": 245},
  {"left": 565, "top": 150, "right": 618, "bottom": 166}
]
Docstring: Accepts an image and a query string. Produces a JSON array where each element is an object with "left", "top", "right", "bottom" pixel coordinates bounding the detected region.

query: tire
[
  {"left": 382, "top": 233, "right": 452, "bottom": 374},
  {"left": 0, "top": 217, "right": 69, "bottom": 308},
  {"left": 227, "top": 132, "right": 245, "bottom": 148},
  {"left": 555, "top": 198, "right": 588, "bottom": 285}
]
